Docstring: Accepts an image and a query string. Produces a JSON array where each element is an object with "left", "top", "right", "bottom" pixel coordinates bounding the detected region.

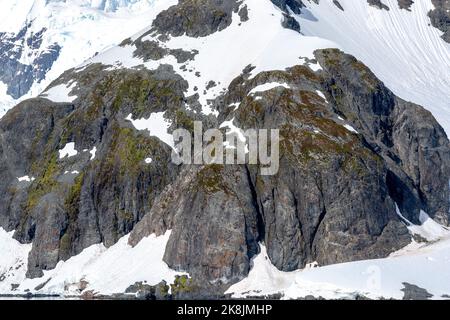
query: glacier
[{"left": 0, "top": 0, "right": 172, "bottom": 117}]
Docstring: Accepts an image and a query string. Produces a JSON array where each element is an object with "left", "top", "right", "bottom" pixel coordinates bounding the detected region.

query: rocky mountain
[
  {"left": 0, "top": 0, "right": 450, "bottom": 299},
  {"left": 0, "top": 0, "right": 174, "bottom": 117}
]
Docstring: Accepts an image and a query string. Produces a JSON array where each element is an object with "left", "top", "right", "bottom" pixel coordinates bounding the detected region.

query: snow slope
[
  {"left": 81, "top": 0, "right": 449, "bottom": 131},
  {"left": 0, "top": 0, "right": 176, "bottom": 117},
  {"left": 227, "top": 215, "right": 450, "bottom": 300},
  {"left": 1, "top": 0, "right": 450, "bottom": 298},
  {"left": 0, "top": 228, "right": 184, "bottom": 296},
  {"left": 296, "top": 0, "right": 450, "bottom": 133},
  {"left": 83, "top": 0, "right": 335, "bottom": 115}
]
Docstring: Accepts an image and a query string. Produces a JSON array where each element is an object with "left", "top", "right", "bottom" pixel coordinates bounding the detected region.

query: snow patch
[
  {"left": 59, "top": 142, "right": 78, "bottom": 159},
  {"left": 0, "top": 228, "right": 32, "bottom": 294},
  {"left": 64, "top": 170, "right": 80, "bottom": 175},
  {"left": 89, "top": 147, "right": 97, "bottom": 160},
  {"left": 227, "top": 215, "right": 450, "bottom": 300},
  {"left": 226, "top": 244, "right": 303, "bottom": 298},
  {"left": 220, "top": 118, "right": 249, "bottom": 153},
  {"left": 40, "top": 82, "right": 78, "bottom": 103},
  {"left": 343, "top": 124, "right": 358, "bottom": 133},
  {"left": 126, "top": 112, "right": 174, "bottom": 148},
  {"left": 396, "top": 205, "right": 450, "bottom": 242},
  {"left": 315, "top": 90, "right": 328, "bottom": 102},
  {"left": 249, "top": 82, "right": 291, "bottom": 95},
  {"left": 17, "top": 175, "right": 35, "bottom": 182}
]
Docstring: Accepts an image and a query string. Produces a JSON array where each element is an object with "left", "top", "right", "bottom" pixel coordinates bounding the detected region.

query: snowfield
[
  {"left": 80, "top": 0, "right": 450, "bottom": 133},
  {"left": 2, "top": 212, "right": 450, "bottom": 299},
  {"left": 0, "top": 229, "right": 185, "bottom": 296},
  {"left": 227, "top": 214, "right": 450, "bottom": 300},
  {"left": 40, "top": 82, "right": 78, "bottom": 103}
]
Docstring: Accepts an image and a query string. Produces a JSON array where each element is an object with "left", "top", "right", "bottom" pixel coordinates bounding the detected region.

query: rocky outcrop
[
  {"left": 129, "top": 49, "right": 449, "bottom": 292},
  {"left": 429, "top": 0, "right": 450, "bottom": 43},
  {"left": 271, "top": 0, "right": 305, "bottom": 14},
  {"left": 401, "top": 282, "right": 433, "bottom": 300},
  {"left": 315, "top": 49, "right": 450, "bottom": 225},
  {"left": 150, "top": 0, "right": 244, "bottom": 38},
  {"left": 397, "top": 0, "right": 414, "bottom": 10},
  {"left": 367, "top": 0, "right": 390, "bottom": 10},
  {"left": 269, "top": 0, "right": 304, "bottom": 32},
  {"left": 333, "top": 0, "right": 344, "bottom": 11},
  {"left": 0, "top": 42, "right": 447, "bottom": 294}
]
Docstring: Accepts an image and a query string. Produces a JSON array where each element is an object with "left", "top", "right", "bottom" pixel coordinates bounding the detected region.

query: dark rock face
[
  {"left": 151, "top": 0, "right": 243, "bottom": 38},
  {"left": 0, "top": 24, "right": 61, "bottom": 99},
  {"left": 333, "top": 0, "right": 344, "bottom": 11},
  {"left": 397, "top": 0, "right": 414, "bottom": 10},
  {"left": 281, "top": 14, "right": 301, "bottom": 33},
  {"left": 271, "top": 0, "right": 305, "bottom": 14},
  {"left": 129, "top": 49, "right": 449, "bottom": 292},
  {"left": 429, "top": 0, "right": 450, "bottom": 43},
  {"left": 0, "top": 44, "right": 447, "bottom": 294},
  {"left": 367, "top": 0, "right": 390, "bottom": 10},
  {"left": 271, "top": 0, "right": 303, "bottom": 32},
  {"left": 401, "top": 282, "right": 433, "bottom": 300},
  {"left": 128, "top": 37, "right": 198, "bottom": 64}
]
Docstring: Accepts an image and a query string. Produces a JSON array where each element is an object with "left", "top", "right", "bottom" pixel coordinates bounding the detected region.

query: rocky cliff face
[
  {"left": 129, "top": 48, "right": 449, "bottom": 291},
  {"left": 0, "top": 0, "right": 449, "bottom": 297},
  {"left": 429, "top": 0, "right": 450, "bottom": 43}
]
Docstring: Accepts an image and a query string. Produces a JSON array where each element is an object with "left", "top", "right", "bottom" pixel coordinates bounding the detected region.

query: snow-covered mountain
[
  {"left": 0, "top": 0, "right": 450, "bottom": 300},
  {"left": 0, "top": 0, "right": 174, "bottom": 117},
  {"left": 298, "top": 0, "right": 450, "bottom": 134}
]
